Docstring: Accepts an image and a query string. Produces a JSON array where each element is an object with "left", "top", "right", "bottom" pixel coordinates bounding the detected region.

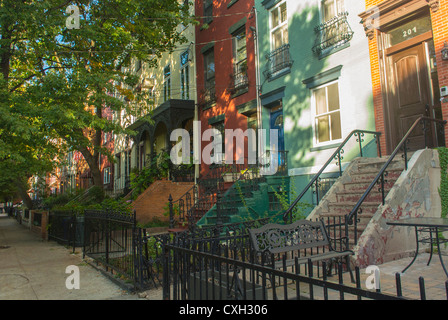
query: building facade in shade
[
  {"left": 255, "top": 0, "right": 375, "bottom": 207},
  {"left": 113, "top": 4, "right": 197, "bottom": 197},
  {"left": 359, "top": 0, "right": 448, "bottom": 155},
  {"left": 195, "top": 0, "right": 258, "bottom": 175}
]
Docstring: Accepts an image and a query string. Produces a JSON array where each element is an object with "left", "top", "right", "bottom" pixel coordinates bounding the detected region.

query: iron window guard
[
  {"left": 312, "top": 12, "right": 354, "bottom": 55},
  {"left": 263, "top": 43, "right": 293, "bottom": 80},
  {"left": 202, "top": 78, "right": 216, "bottom": 107}
]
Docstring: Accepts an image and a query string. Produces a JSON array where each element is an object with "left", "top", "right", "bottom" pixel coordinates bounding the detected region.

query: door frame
[{"left": 376, "top": 8, "right": 435, "bottom": 153}]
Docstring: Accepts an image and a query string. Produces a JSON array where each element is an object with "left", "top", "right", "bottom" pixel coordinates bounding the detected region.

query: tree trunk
[
  {"left": 78, "top": 145, "right": 103, "bottom": 189},
  {"left": 14, "top": 178, "right": 33, "bottom": 209}
]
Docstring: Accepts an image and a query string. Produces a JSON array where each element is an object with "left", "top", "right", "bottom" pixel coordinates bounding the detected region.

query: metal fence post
[{"left": 168, "top": 194, "right": 174, "bottom": 229}]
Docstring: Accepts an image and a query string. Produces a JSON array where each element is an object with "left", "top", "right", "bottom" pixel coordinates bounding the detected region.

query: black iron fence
[
  {"left": 34, "top": 206, "right": 448, "bottom": 299},
  {"left": 162, "top": 218, "right": 448, "bottom": 300},
  {"left": 48, "top": 211, "right": 84, "bottom": 251},
  {"left": 83, "top": 209, "right": 138, "bottom": 285}
]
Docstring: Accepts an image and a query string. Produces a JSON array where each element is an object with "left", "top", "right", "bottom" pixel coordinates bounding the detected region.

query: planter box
[
  {"left": 188, "top": 269, "right": 265, "bottom": 300},
  {"left": 222, "top": 173, "right": 238, "bottom": 183}
]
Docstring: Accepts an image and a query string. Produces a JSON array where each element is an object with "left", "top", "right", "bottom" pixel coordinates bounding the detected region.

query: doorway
[{"left": 382, "top": 12, "right": 442, "bottom": 152}]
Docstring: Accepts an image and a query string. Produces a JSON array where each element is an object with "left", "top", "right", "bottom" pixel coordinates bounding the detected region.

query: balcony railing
[
  {"left": 230, "top": 59, "right": 249, "bottom": 93},
  {"left": 264, "top": 44, "right": 293, "bottom": 80},
  {"left": 201, "top": 78, "right": 216, "bottom": 107},
  {"left": 312, "top": 12, "right": 354, "bottom": 55}
]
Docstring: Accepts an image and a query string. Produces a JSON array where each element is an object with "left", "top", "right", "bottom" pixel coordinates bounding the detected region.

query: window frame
[
  {"left": 311, "top": 80, "right": 343, "bottom": 147},
  {"left": 269, "top": 1, "right": 289, "bottom": 51},
  {"left": 232, "top": 26, "right": 248, "bottom": 91},
  {"left": 203, "top": 47, "right": 216, "bottom": 106},
  {"left": 103, "top": 167, "right": 111, "bottom": 185},
  {"left": 203, "top": 0, "right": 213, "bottom": 24},
  {"left": 163, "top": 64, "right": 171, "bottom": 102},
  {"left": 321, "top": 0, "right": 344, "bottom": 23},
  {"left": 180, "top": 50, "right": 190, "bottom": 100}
]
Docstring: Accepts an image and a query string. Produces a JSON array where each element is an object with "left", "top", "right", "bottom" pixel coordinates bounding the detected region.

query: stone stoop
[
  {"left": 307, "top": 156, "right": 406, "bottom": 248},
  {"left": 131, "top": 179, "right": 194, "bottom": 225},
  {"left": 353, "top": 149, "right": 442, "bottom": 268}
]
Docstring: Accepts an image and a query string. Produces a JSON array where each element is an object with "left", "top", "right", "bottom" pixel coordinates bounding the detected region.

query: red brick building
[
  {"left": 195, "top": 0, "right": 258, "bottom": 174},
  {"left": 360, "top": 0, "right": 448, "bottom": 155}
]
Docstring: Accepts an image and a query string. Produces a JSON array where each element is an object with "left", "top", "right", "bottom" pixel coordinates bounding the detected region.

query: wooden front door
[{"left": 386, "top": 43, "right": 432, "bottom": 152}]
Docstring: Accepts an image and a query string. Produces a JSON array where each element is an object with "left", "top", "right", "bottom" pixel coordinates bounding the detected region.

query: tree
[{"left": 0, "top": 0, "right": 196, "bottom": 207}]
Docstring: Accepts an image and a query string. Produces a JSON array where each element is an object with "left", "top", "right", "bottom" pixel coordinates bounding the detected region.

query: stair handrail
[
  {"left": 346, "top": 117, "right": 447, "bottom": 234},
  {"left": 170, "top": 163, "right": 243, "bottom": 227},
  {"left": 214, "top": 164, "right": 268, "bottom": 225},
  {"left": 283, "top": 129, "right": 382, "bottom": 223}
]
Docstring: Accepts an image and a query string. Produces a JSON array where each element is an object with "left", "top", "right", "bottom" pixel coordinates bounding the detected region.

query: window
[
  {"left": 313, "top": 82, "right": 342, "bottom": 144},
  {"left": 203, "top": 0, "right": 213, "bottom": 24},
  {"left": 180, "top": 50, "right": 190, "bottom": 100},
  {"left": 232, "top": 28, "right": 248, "bottom": 91},
  {"left": 269, "top": 192, "right": 282, "bottom": 212},
  {"left": 270, "top": 2, "right": 288, "bottom": 50},
  {"left": 203, "top": 48, "right": 215, "bottom": 104},
  {"left": 163, "top": 64, "right": 171, "bottom": 102},
  {"left": 211, "top": 120, "right": 224, "bottom": 163},
  {"left": 104, "top": 167, "right": 110, "bottom": 184},
  {"left": 135, "top": 59, "right": 142, "bottom": 73},
  {"left": 265, "top": 2, "right": 292, "bottom": 79},
  {"left": 312, "top": 0, "right": 352, "bottom": 55},
  {"left": 322, "top": 0, "right": 344, "bottom": 22}
]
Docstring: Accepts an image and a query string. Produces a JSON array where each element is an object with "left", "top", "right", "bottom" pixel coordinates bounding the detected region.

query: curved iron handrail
[
  {"left": 347, "top": 116, "right": 447, "bottom": 228},
  {"left": 283, "top": 129, "right": 382, "bottom": 223}
]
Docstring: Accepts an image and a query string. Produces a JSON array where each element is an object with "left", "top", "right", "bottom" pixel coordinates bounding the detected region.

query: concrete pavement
[{"left": 0, "top": 214, "right": 145, "bottom": 300}]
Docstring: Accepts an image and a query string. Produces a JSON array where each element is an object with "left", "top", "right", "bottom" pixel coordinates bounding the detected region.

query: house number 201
[{"left": 403, "top": 27, "right": 417, "bottom": 38}]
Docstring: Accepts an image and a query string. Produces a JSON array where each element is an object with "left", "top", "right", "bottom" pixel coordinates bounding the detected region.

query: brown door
[{"left": 386, "top": 43, "right": 432, "bottom": 152}]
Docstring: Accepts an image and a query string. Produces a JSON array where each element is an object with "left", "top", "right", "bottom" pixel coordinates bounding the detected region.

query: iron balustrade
[
  {"left": 83, "top": 209, "right": 139, "bottom": 286},
  {"left": 202, "top": 78, "right": 216, "bottom": 107},
  {"left": 312, "top": 12, "right": 354, "bottom": 55},
  {"left": 264, "top": 44, "right": 293, "bottom": 79},
  {"left": 258, "top": 150, "right": 288, "bottom": 176},
  {"left": 283, "top": 129, "right": 382, "bottom": 223},
  {"left": 48, "top": 210, "right": 84, "bottom": 252},
  {"left": 161, "top": 218, "right": 448, "bottom": 300},
  {"left": 169, "top": 163, "right": 239, "bottom": 227},
  {"left": 230, "top": 59, "right": 249, "bottom": 93},
  {"left": 347, "top": 117, "right": 447, "bottom": 244}
]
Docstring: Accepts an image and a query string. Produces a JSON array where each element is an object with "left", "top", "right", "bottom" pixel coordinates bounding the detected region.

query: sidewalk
[{"left": 0, "top": 214, "right": 144, "bottom": 300}]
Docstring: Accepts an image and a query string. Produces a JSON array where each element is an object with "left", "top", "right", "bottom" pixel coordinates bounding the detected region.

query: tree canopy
[{"left": 0, "top": 0, "right": 195, "bottom": 207}]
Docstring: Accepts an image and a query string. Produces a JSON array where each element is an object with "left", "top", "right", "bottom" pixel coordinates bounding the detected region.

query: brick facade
[
  {"left": 195, "top": 0, "right": 257, "bottom": 175},
  {"left": 131, "top": 180, "right": 194, "bottom": 225},
  {"left": 363, "top": 0, "right": 448, "bottom": 155}
]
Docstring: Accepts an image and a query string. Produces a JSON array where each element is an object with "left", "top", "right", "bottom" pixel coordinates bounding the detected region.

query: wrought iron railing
[
  {"left": 264, "top": 44, "right": 293, "bottom": 79},
  {"left": 312, "top": 12, "right": 354, "bottom": 55},
  {"left": 230, "top": 71, "right": 249, "bottom": 92},
  {"left": 169, "top": 163, "right": 239, "bottom": 228},
  {"left": 283, "top": 129, "right": 382, "bottom": 223},
  {"left": 161, "top": 215, "right": 447, "bottom": 300},
  {"left": 259, "top": 150, "right": 288, "bottom": 176},
  {"left": 230, "top": 59, "right": 249, "bottom": 93},
  {"left": 202, "top": 78, "right": 216, "bottom": 107},
  {"left": 347, "top": 117, "right": 447, "bottom": 243}
]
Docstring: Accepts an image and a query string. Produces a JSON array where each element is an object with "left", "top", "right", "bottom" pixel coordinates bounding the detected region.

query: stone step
[
  {"left": 335, "top": 189, "right": 387, "bottom": 204},
  {"left": 325, "top": 201, "right": 379, "bottom": 216},
  {"left": 348, "top": 168, "right": 403, "bottom": 183},
  {"left": 355, "top": 157, "right": 405, "bottom": 172},
  {"left": 342, "top": 179, "right": 396, "bottom": 192}
]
